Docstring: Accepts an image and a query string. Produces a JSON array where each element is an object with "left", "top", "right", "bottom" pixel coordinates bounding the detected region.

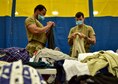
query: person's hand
[
  {"left": 52, "top": 22, "right": 55, "bottom": 27},
  {"left": 71, "top": 32, "right": 78, "bottom": 38},
  {"left": 77, "top": 32, "right": 86, "bottom": 39},
  {"left": 47, "top": 21, "right": 55, "bottom": 28}
]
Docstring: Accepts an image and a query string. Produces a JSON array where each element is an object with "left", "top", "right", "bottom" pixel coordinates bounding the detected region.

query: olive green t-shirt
[
  {"left": 68, "top": 24, "right": 95, "bottom": 52},
  {"left": 25, "top": 16, "right": 47, "bottom": 44},
  {"left": 25, "top": 16, "right": 47, "bottom": 56}
]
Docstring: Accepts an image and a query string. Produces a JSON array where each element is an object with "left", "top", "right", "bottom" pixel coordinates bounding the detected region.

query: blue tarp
[{"left": 0, "top": 16, "right": 118, "bottom": 54}]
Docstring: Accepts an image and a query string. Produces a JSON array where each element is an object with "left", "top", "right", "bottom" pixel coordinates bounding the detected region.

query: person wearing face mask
[
  {"left": 25, "top": 4, "right": 55, "bottom": 56},
  {"left": 68, "top": 12, "right": 96, "bottom": 58}
]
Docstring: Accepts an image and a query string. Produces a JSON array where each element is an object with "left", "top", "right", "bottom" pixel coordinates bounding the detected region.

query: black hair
[
  {"left": 75, "top": 12, "right": 84, "bottom": 18},
  {"left": 34, "top": 4, "right": 47, "bottom": 13}
]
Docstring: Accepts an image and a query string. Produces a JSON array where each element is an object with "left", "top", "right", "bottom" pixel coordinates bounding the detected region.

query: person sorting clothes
[
  {"left": 68, "top": 12, "right": 96, "bottom": 58},
  {"left": 25, "top": 4, "right": 55, "bottom": 56}
]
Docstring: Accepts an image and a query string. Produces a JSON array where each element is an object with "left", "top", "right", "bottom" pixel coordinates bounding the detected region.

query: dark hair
[
  {"left": 34, "top": 4, "right": 47, "bottom": 13},
  {"left": 75, "top": 12, "right": 84, "bottom": 18}
]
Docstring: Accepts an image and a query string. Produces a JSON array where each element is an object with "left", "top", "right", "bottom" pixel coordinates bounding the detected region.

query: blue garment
[
  {"left": 0, "top": 47, "right": 30, "bottom": 63},
  {"left": 0, "top": 60, "right": 46, "bottom": 84},
  {"left": 54, "top": 60, "right": 66, "bottom": 84}
]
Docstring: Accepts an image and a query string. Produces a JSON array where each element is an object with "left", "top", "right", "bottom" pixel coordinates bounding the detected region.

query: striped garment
[
  {"left": 0, "top": 60, "right": 46, "bottom": 84},
  {"left": 0, "top": 47, "right": 30, "bottom": 63}
]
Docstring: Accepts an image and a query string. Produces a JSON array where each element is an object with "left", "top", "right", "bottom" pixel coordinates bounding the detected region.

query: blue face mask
[
  {"left": 76, "top": 20, "right": 83, "bottom": 25},
  {"left": 38, "top": 14, "right": 45, "bottom": 21}
]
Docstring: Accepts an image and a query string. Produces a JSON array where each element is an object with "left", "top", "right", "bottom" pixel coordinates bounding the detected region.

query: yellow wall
[
  {"left": 16, "top": 0, "right": 89, "bottom": 17},
  {"left": 93, "top": 0, "right": 118, "bottom": 17},
  {"left": 0, "top": 0, "right": 118, "bottom": 17},
  {"left": 0, "top": 0, "right": 12, "bottom": 16}
]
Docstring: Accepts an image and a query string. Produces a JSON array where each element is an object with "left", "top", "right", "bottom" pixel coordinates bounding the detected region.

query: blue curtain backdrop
[{"left": 0, "top": 16, "right": 118, "bottom": 54}]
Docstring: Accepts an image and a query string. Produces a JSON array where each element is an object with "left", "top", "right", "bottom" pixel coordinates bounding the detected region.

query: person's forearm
[
  {"left": 84, "top": 36, "right": 96, "bottom": 44},
  {"left": 36, "top": 25, "right": 51, "bottom": 33},
  {"left": 27, "top": 24, "right": 51, "bottom": 34}
]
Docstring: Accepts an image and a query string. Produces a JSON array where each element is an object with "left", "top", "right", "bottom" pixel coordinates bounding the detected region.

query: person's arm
[
  {"left": 84, "top": 35, "right": 96, "bottom": 44},
  {"left": 68, "top": 32, "right": 78, "bottom": 46},
  {"left": 82, "top": 26, "right": 96, "bottom": 44},
  {"left": 27, "top": 21, "right": 54, "bottom": 34},
  {"left": 76, "top": 28, "right": 96, "bottom": 44}
]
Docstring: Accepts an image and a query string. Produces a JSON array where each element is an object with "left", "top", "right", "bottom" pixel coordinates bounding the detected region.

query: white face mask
[
  {"left": 76, "top": 20, "right": 83, "bottom": 25},
  {"left": 38, "top": 14, "right": 45, "bottom": 20}
]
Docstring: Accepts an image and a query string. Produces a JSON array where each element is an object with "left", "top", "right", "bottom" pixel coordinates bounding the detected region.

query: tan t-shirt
[
  {"left": 25, "top": 16, "right": 47, "bottom": 56},
  {"left": 68, "top": 24, "right": 95, "bottom": 52},
  {"left": 25, "top": 16, "right": 47, "bottom": 44}
]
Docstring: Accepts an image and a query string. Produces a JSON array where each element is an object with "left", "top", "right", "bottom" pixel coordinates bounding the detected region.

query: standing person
[
  {"left": 68, "top": 12, "right": 96, "bottom": 58},
  {"left": 25, "top": 4, "right": 55, "bottom": 57}
]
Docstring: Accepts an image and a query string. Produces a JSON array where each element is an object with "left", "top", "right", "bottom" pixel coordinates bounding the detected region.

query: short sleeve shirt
[
  {"left": 68, "top": 24, "right": 95, "bottom": 52},
  {"left": 25, "top": 16, "right": 47, "bottom": 44}
]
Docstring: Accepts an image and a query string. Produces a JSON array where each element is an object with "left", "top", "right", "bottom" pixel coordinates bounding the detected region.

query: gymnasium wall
[{"left": 0, "top": 16, "right": 118, "bottom": 54}]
